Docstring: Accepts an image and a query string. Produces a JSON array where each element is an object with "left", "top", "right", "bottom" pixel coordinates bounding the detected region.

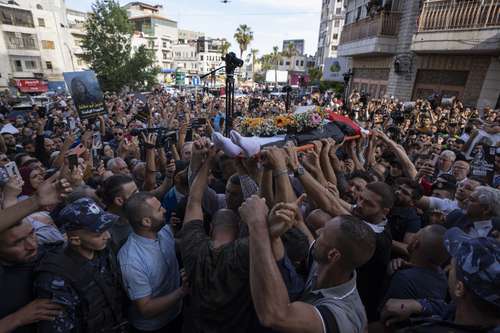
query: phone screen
[
  {"left": 4, "top": 162, "right": 20, "bottom": 179},
  {"left": 68, "top": 154, "right": 78, "bottom": 170}
]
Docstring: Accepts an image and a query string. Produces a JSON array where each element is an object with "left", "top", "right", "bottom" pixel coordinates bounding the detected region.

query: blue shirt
[{"left": 118, "top": 225, "right": 181, "bottom": 331}]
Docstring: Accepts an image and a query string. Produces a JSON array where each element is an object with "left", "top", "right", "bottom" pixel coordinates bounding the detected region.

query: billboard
[
  {"left": 63, "top": 70, "right": 106, "bottom": 119},
  {"left": 322, "top": 57, "right": 349, "bottom": 82},
  {"left": 265, "top": 70, "right": 288, "bottom": 83}
]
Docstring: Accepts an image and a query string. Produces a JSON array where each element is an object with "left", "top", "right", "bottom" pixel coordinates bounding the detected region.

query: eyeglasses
[{"left": 114, "top": 132, "right": 123, "bottom": 136}]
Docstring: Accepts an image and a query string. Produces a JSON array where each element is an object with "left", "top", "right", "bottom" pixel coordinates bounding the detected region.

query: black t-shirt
[
  {"left": 357, "top": 228, "right": 392, "bottom": 322},
  {"left": 178, "top": 220, "right": 267, "bottom": 333},
  {"left": 382, "top": 267, "right": 448, "bottom": 306},
  {"left": 388, "top": 206, "right": 422, "bottom": 242}
]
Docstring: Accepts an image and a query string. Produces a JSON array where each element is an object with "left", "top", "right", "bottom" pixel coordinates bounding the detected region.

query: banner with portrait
[{"left": 63, "top": 70, "right": 106, "bottom": 119}]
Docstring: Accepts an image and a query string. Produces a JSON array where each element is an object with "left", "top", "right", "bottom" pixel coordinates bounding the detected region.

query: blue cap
[
  {"left": 58, "top": 198, "right": 118, "bottom": 233},
  {"left": 444, "top": 227, "right": 500, "bottom": 308}
]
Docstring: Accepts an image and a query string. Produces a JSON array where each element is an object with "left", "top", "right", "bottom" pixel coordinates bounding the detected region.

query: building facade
[
  {"left": 283, "top": 39, "right": 305, "bottom": 56},
  {"left": 0, "top": 0, "right": 80, "bottom": 92},
  {"left": 338, "top": 0, "right": 500, "bottom": 108},
  {"left": 316, "top": 0, "right": 346, "bottom": 69}
]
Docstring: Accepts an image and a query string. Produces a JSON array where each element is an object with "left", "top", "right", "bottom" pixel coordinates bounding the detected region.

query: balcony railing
[
  {"left": 6, "top": 36, "right": 38, "bottom": 50},
  {"left": 418, "top": 0, "right": 500, "bottom": 32},
  {"left": 340, "top": 11, "right": 400, "bottom": 44}
]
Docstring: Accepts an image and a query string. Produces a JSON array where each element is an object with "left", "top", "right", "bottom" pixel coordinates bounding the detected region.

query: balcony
[
  {"left": 412, "top": 0, "right": 500, "bottom": 53},
  {"left": 338, "top": 11, "right": 400, "bottom": 57},
  {"left": 6, "top": 36, "right": 38, "bottom": 50}
]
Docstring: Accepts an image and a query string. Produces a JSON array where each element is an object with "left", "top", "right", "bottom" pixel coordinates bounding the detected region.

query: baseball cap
[
  {"left": 433, "top": 174, "right": 457, "bottom": 191},
  {"left": 58, "top": 198, "right": 118, "bottom": 233},
  {"left": 444, "top": 227, "right": 500, "bottom": 308}
]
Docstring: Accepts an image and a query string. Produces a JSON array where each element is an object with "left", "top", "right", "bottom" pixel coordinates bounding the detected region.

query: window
[
  {"left": 24, "top": 60, "right": 38, "bottom": 70},
  {"left": 45, "top": 61, "right": 52, "bottom": 70},
  {"left": 285, "top": 61, "right": 290, "bottom": 66},
  {"left": 162, "top": 41, "right": 167, "bottom": 48},
  {"left": 148, "top": 40, "right": 154, "bottom": 48},
  {"left": 38, "top": 18, "right": 45, "bottom": 27},
  {"left": 163, "top": 51, "right": 167, "bottom": 60},
  {"left": 333, "top": 33, "right": 338, "bottom": 40},
  {"left": 36, "top": 4, "right": 43, "bottom": 9},
  {"left": 14, "top": 60, "right": 22, "bottom": 71},
  {"left": 296, "top": 60, "right": 299, "bottom": 66},
  {"left": 200, "top": 55, "right": 204, "bottom": 60},
  {"left": 336, "top": 8, "right": 341, "bottom": 14},
  {"left": 300, "top": 60, "right": 304, "bottom": 66},
  {"left": 331, "top": 45, "right": 337, "bottom": 51},
  {"left": 279, "top": 60, "right": 284, "bottom": 66},
  {"left": 0, "top": 6, "right": 35, "bottom": 27},
  {"left": 334, "top": 19, "right": 340, "bottom": 27},
  {"left": 41, "top": 40, "right": 54, "bottom": 49}
]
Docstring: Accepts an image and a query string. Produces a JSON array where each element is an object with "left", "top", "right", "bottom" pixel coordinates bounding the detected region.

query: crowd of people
[{"left": 0, "top": 85, "right": 499, "bottom": 333}]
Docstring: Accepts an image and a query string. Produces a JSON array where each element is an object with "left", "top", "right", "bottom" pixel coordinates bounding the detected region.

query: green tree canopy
[
  {"left": 81, "top": 0, "right": 159, "bottom": 92},
  {"left": 308, "top": 67, "right": 323, "bottom": 85},
  {"left": 220, "top": 39, "right": 231, "bottom": 56},
  {"left": 234, "top": 24, "right": 254, "bottom": 59}
]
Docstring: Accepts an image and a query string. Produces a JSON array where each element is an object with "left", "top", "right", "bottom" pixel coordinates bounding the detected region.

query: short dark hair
[
  {"left": 212, "top": 208, "right": 240, "bottom": 232},
  {"left": 228, "top": 174, "right": 241, "bottom": 186},
  {"left": 348, "top": 171, "right": 374, "bottom": 184},
  {"left": 366, "top": 182, "right": 395, "bottom": 209},
  {"left": 395, "top": 177, "right": 423, "bottom": 201},
  {"left": 336, "top": 215, "right": 376, "bottom": 269},
  {"left": 98, "top": 174, "right": 134, "bottom": 206},
  {"left": 124, "top": 192, "right": 156, "bottom": 229}
]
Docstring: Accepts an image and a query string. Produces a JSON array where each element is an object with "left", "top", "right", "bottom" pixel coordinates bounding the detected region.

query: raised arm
[
  {"left": 142, "top": 133, "right": 158, "bottom": 191},
  {"left": 183, "top": 143, "right": 214, "bottom": 224},
  {"left": 240, "top": 196, "right": 324, "bottom": 333},
  {"left": 262, "top": 147, "right": 296, "bottom": 204},
  {"left": 376, "top": 130, "right": 417, "bottom": 180}
]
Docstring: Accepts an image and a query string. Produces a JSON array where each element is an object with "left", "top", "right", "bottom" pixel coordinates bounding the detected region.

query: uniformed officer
[
  {"left": 383, "top": 227, "right": 500, "bottom": 333},
  {"left": 34, "top": 198, "right": 128, "bottom": 333}
]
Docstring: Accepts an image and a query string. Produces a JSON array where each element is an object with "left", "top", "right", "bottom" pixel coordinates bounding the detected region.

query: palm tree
[
  {"left": 308, "top": 66, "right": 323, "bottom": 86},
  {"left": 220, "top": 39, "right": 231, "bottom": 57},
  {"left": 259, "top": 54, "right": 273, "bottom": 72},
  {"left": 234, "top": 24, "right": 253, "bottom": 59},
  {"left": 283, "top": 43, "right": 297, "bottom": 71},
  {"left": 250, "top": 48, "right": 258, "bottom": 81},
  {"left": 271, "top": 46, "right": 282, "bottom": 87}
]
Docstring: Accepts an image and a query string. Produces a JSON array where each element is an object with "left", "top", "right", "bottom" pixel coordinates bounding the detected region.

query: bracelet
[{"left": 273, "top": 169, "right": 288, "bottom": 178}]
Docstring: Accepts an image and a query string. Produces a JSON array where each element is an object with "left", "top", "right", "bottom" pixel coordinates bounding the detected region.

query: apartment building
[
  {"left": 316, "top": 0, "right": 346, "bottom": 69},
  {"left": 338, "top": 0, "right": 500, "bottom": 108},
  {"left": 0, "top": 0, "right": 78, "bottom": 92}
]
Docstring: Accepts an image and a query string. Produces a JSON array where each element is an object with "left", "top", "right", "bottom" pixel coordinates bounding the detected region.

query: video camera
[{"left": 130, "top": 127, "right": 177, "bottom": 149}]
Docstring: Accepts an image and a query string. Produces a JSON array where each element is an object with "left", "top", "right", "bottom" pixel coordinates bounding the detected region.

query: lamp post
[{"left": 342, "top": 69, "right": 353, "bottom": 111}]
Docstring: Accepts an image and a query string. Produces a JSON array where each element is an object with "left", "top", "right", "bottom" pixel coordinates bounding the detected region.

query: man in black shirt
[
  {"left": 0, "top": 220, "right": 63, "bottom": 333},
  {"left": 382, "top": 225, "right": 449, "bottom": 306}
]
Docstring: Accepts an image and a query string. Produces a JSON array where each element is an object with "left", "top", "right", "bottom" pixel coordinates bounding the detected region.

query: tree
[
  {"left": 259, "top": 54, "right": 273, "bottom": 72},
  {"left": 308, "top": 67, "right": 323, "bottom": 86},
  {"left": 234, "top": 24, "right": 254, "bottom": 59},
  {"left": 220, "top": 39, "right": 231, "bottom": 56},
  {"left": 283, "top": 43, "right": 297, "bottom": 71},
  {"left": 271, "top": 46, "right": 282, "bottom": 87},
  {"left": 81, "top": 0, "right": 159, "bottom": 92},
  {"left": 250, "top": 48, "right": 259, "bottom": 81}
]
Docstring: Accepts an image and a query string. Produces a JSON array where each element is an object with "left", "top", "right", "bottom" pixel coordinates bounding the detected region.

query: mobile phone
[
  {"left": 0, "top": 167, "right": 9, "bottom": 185},
  {"left": 92, "top": 132, "right": 102, "bottom": 149},
  {"left": 4, "top": 162, "right": 21, "bottom": 179},
  {"left": 69, "top": 117, "right": 76, "bottom": 130},
  {"left": 68, "top": 154, "right": 78, "bottom": 171}
]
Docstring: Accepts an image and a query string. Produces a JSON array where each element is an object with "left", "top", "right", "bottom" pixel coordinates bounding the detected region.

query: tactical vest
[{"left": 35, "top": 247, "right": 128, "bottom": 333}]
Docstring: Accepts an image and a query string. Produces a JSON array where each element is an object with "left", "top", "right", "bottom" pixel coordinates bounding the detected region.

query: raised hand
[
  {"left": 34, "top": 172, "right": 72, "bottom": 207},
  {"left": 239, "top": 195, "right": 269, "bottom": 227},
  {"left": 268, "top": 194, "right": 306, "bottom": 238}
]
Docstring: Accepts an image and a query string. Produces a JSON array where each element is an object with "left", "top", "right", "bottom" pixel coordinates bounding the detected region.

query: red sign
[{"left": 15, "top": 79, "right": 48, "bottom": 93}]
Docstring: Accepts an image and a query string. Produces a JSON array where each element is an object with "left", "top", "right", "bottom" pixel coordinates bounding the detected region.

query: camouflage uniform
[
  {"left": 34, "top": 198, "right": 127, "bottom": 333},
  {"left": 398, "top": 227, "right": 500, "bottom": 333}
]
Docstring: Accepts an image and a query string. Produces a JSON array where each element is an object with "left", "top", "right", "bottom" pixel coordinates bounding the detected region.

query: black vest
[{"left": 35, "top": 247, "right": 127, "bottom": 333}]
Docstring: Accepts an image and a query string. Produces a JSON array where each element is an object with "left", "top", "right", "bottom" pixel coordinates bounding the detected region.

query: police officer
[
  {"left": 382, "top": 227, "right": 500, "bottom": 333},
  {"left": 34, "top": 198, "right": 128, "bottom": 333}
]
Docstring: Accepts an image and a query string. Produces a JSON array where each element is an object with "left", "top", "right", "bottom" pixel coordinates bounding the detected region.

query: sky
[{"left": 65, "top": 0, "right": 322, "bottom": 58}]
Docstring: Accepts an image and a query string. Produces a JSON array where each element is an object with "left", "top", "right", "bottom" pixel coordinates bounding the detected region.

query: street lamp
[{"left": 342, "top": 69, "right": 353, "bottom": 110}]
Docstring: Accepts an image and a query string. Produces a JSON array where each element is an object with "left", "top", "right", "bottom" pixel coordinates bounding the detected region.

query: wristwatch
[{"left": 293, "top": 166, "right": 305, "bottom": 178}]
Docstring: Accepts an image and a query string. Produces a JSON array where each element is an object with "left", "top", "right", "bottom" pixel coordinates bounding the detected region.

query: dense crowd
[{"left": 0, "top": 86, "right": 499, "bottom": 333}]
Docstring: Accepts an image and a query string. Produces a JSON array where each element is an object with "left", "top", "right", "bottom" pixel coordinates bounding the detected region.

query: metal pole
[{"left": 225, "top": 73, "right": 234, "bottom": 137}]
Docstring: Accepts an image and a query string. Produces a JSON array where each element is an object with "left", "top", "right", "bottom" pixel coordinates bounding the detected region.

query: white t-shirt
[{"left": 428, "top": 197, "right": 460, "bottom": 215}]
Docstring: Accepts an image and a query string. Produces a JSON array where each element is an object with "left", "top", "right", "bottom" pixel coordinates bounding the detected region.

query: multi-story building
[
  {"left": 124, "top": 2, "right": 178, "bottom": 74},
  {"left": 338, "top": 0, "right": 500, "bottom": 108},
  {"left": 66, "top": 8, "right": 88, "bottom": 72},
  {"left": 316, "top": 0, "right": 345, "bottom": 69},
  {"left": 283, "top": 39, "right": 305, "bottom": 56},
  {"left": 173, "top": 43, "right": 199, "bottom": 78},
  {"left": 178, "top": 29, "right": 204, "bottom": 44},
  {"left": 0, "top": 0, "right": 78, "bottom": 92},
  {"left": 196, "top": 36, "right": 224, "bottom": 75}
]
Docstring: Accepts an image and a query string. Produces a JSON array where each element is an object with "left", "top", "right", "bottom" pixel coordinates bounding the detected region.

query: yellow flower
[{"left": 274, "top": 115, "right": 291, "bottom": 128}]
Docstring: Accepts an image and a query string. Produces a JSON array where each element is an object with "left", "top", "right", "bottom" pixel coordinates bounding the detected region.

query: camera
[
  {"left": 130, "top": 127, "right": 177, "bottom": 149},
  {"left": 223, "top": 52, "right": 244, "bottom": 72}
]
